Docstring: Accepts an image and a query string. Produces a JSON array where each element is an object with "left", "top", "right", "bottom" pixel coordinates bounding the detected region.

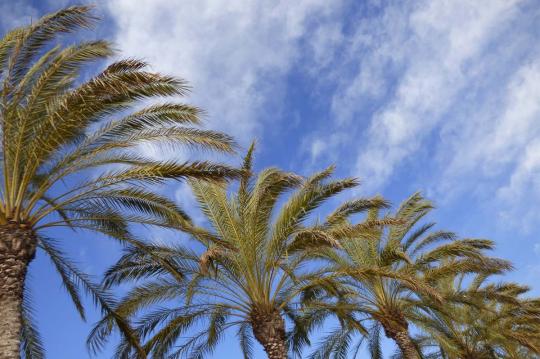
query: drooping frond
[
  {"left": 20, "top": 287, "right": 44, "bottom": 359},
  {"left": 307, "top": 192, "right": 516, "bottom": 358},
  {"left": 1, "top": 5, "right": 240, "bottom": 226},
  {"left": 97, "top": 151, "right": 387, "bottom": 358},
  {"left": 237, "top": 323, "right": 254, "bottom": 359},
  {"left": 37, "top": 237, "right": 146, "bottom": 358},
  {"left": 0, "top": 8, "right": 244, "bottom": 358}
]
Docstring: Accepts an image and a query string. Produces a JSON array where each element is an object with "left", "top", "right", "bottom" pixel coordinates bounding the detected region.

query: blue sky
[{"left": 2, "top": 0, "right": 540, "bottom": 357}]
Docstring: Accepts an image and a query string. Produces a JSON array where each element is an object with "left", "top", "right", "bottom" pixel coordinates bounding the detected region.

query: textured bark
[
  {"left": 250, "top": 307, "right": 287, "bottom": 359},
  {"left": 380, "top": 311, "right": 420, "bottom": 359},
  {"left": 0, "top": 224, "right": 36, "bottom": 359},
  {"left": 391, "top": 330, "right": 420, "bottom": 359}
]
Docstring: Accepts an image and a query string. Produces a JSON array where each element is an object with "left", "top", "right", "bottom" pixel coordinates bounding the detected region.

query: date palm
[
  {"left": 0, "top": 6, "right": 239, "bottom": 358},
  {"left": 93, "top": 146, "right": 388, "bottom": 359},
  {"left": 307, "top": 193, "right": 511, "bottom": 359},
  {"left": 413, "top": 273, "right": 540, "bottom": 359}
]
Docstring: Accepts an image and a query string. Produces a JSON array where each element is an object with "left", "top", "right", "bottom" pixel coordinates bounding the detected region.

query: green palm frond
[
  {"left": 307, "top": 192, "right": 517, "bottom": 358},
  {"left": 368, "top": 324, "right": 383, "bottom": 359},
  {"left": 0, "top": 6, "right": 241, "bottom": 358},
  {"left": 308, "top": 326, "right": 358, "bottom": 359},
  {"left": 1, "top": 5, "right": 239, "bottom": 225},
  {"left": 237, "top": 323, "right": 254, "bottom": 359},
  {"left": 415, "top": 271, "right": 540, "bottom": 358},
  {"left": 325, "top": 197, "right": 390, "bottom": 228},
  {"left": 97, "top": 147, "right": 389, "bottom": 357},
  {"left": 20, "top": 287, "right": 44, "bottom": 359},
  {"left": 38, "top": 237, "right": 145, "bottom": 357}
]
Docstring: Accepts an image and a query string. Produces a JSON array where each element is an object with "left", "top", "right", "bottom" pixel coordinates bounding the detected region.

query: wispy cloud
[
  {"left": 106, "top": 0, "right": 344, "bottom": 144},
  {"left": 106, "top": 0, "right": 540, "bottom": 229},
  {"left": 338, "top": 0, "right": 522, "bottom": 189},
  {"left": 300, "top": 0, "right": 540, "bottom": 229},
  {"left": 0, "top": 1, "right": 39, "bottom": 31}
]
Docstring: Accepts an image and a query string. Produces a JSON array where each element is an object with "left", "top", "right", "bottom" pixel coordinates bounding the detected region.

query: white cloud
[
  {"left": 306, "top": 131, "right": 350, "bottom": 163},
  {"left": 496, "top": 139, "right": 540, "bottom": 231},
  {"left": 429, "top": 56, "right": 540, "bottom": 229},
  {"left": 305, "top": 21, "right": 344, "bottom": 74},
  {"left": 309, "top": 138, "right": 327, "bottom": 161},
  {"left": 330, "top": 3, "right": 412, "bottom": 125},
  {"left": 498, "top": 140, "right": 540, "bottom": 201},
  {"left": 0, "top": 2, "right": 39, "bottom": 31},
  {"left": 106, "top": 0, "right": 343, "bottom": 144},
  {"left": 346, "top": 0, "right": 521, "bottom": 191},
  {"left": 296, "top": 0, "right": 540, "bottom": 230},
  {"left": 442, "top": 60, "right": 540, "bottom": 180}
]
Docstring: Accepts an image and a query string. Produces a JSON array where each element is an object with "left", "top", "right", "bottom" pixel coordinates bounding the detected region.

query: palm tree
[
  {"left": 307, "top": 193, "right": 511, "bottom": 359},
  {"left": 94, "top": 146, "right": 388, "bottom": 359},
  {"left": 414, "top": 273, "right": 540, "bottom": 358},
  {"left": 0, "top": 6, "right": 240, "bottom": 358}
]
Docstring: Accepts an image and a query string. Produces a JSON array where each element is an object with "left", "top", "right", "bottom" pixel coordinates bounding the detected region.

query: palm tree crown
[
  {"left": 0, "top": 6, "right": 239, "bottom": 358},
  {"left": 307, "top": 193, "right": 511, "bottom": 359},
  {"left": 96, "top": 145, "right": 388, "bottom": 359},
  {"left": 415, "top": 272, "right": 540, "bottom": 359}
]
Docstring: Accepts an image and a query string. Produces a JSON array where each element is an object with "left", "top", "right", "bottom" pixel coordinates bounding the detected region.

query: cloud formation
[
  {"left": 303, "top": 0, "right": 540, "bottom": 228},
  {"left": 107, "top": 0, "right": 540, "bottom": 228},
  {"left": 333, "top": 0, "right": 523, "bottom": 188},
  {"left": 107, "top": 0, "right": 343, "bottom": 143}
]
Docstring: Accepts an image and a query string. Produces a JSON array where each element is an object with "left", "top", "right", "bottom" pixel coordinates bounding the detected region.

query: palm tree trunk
[
  {"left": 0, "top": 225, "right": 36, "bottom": 359},
  {"left": 250, "top": 308, "right": 287, "bottom": 359},
  {"left": 381, "top": 317, "right": 419, "bottom": 359},
  {"left": 391, "top": 330, "right": 420, "bottom": 359}
]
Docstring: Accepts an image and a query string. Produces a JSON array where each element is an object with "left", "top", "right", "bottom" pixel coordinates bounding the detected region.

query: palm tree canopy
[
  {"left": 0, "top": 5, "right": 239, "bottom": 358},
  {"left": 413, "top": 272, "right": 540, "bottom": 359},
  {"left": 94, "top": 145, "right": 389, "bottom": 358},
  {"left": 305, "top": 193, "right": 512, "bottom": 358},
  {"left": 0, "top": 5, "right": 239, "bottom": 231}
]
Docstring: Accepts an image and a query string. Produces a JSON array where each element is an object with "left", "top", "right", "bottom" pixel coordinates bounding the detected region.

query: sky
[{"left": 2, "top": 0, "right": 540, "bottom": 358}]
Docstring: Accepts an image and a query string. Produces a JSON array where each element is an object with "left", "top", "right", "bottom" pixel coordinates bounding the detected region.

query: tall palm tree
[
  {"left": 413, "top": 273, "right": 540, "bottom": 358},
  {"left": 307, "top": 193, "right": 511, "bottom": 359},
  {"left": 0, "top": 6, "right": 240, "bottom": 358},
  {"left": 94, "top": 146, "right": 388, "bottom": 359}
]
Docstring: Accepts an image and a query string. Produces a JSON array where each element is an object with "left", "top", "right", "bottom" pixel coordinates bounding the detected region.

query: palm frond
[
  {"left": 38, "top": 237, "right": 146, "bottom": 358},
  {"left": 20, "top": 286, "right": 44, "bottom": 359}
]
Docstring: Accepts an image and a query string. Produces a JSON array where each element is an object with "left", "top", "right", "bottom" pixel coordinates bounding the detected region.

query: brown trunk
[
  {"left": 391, "top": 330, "right": 420, "bottom": 359},
  {"left": 380, "top": 312, "right": 420, "bottom": 359},
  {"left": 0, "top": 224, "right": 36, "bottom": 359},
  {"left": 250, "top": 307, "right": 287, "bottom": 359}
]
